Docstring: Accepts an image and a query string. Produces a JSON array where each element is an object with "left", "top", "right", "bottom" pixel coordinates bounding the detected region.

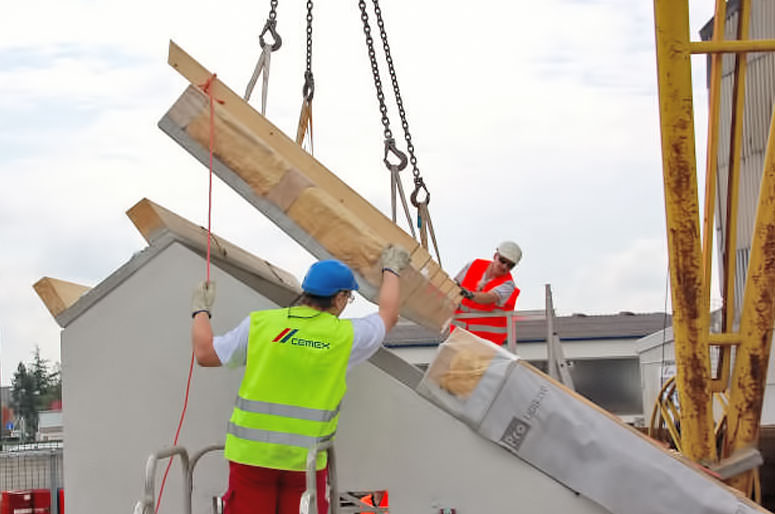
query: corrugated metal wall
[{"left": 704, "top": 0, "right": 775, "bottom": 325}]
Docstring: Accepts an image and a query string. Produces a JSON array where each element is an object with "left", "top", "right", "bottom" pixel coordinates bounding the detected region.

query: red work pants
[{"left": 223, "top": 461, "right": 329, "bottom": 514}]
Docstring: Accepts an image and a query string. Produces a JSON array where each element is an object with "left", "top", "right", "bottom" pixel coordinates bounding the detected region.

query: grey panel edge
[
  {"left": 368, "top": 347, "right": 423, "bottom": 390},
  {"left": 56, "top": 234, "right": 178, "bottom": 328}
]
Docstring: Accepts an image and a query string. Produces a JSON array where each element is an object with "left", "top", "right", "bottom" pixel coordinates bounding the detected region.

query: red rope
[
  {"left": 155, "top": 352, "right": 195, "bottom": 513},
  {"left": 155, "top": 73, "right": 221, "bottom": 514},
  {"left": 200, "top": 73, "right": 221, "bottom": 281}
]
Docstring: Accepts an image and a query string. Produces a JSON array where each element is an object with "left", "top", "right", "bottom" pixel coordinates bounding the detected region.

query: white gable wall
[
  {"left": 62, "top": 242, "right": 277, "bottom": 514},
  {"left": 62, "top": 241, "right": 607, "bottom": 514}
]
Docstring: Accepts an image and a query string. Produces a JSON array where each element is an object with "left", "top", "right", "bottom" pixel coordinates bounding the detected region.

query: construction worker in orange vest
[
  {"left": 359, "top": 490, "right": 388, "bottom": 512},
  {"left": 451, "top": 241, "right": 522, "bottom": 345}
]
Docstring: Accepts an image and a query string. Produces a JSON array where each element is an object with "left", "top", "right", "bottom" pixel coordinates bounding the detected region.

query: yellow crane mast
[{"left": 653, "top": 0, "right": 775, "bottom": 498}]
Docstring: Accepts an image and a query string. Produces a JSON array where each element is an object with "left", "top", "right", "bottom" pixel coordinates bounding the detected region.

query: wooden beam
[
  {"left": 33, "top": 277, "right": 91, "bottom": 319},
  {"left": 160, "top": 41, "right": 460, "bottom": 332},
  {"left": 127, "top": 198, "right": 301, "bottom": 305}
]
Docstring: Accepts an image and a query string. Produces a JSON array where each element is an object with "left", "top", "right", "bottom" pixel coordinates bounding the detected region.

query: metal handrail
[
  {"left": 301, "top": 439, "right": 338, "bottom": 514},
  {"left": 452, "top": 310, "right": 521, "bottom": 354},
  {"left": 187, "top": 444, "right": 225, "bottom": 511},
  {"left": 133, "top": 446, "right": 191, "bottom": 514},
  {"left": 135, "top": 442, "right": 347, "bottom": 514}
]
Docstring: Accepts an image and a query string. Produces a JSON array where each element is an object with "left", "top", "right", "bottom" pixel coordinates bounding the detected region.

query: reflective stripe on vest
[
  {"left": 227, "top": 422, "right": 334, "bottom": 448},
  {"left": 453, "top": 259, "right": 519, "bottom": 344},
  {"left": 464, "top": 324, "right": 508, "bottom": 334},
  {"left": 450, "top": 320, "right": 508, "bottom": 334},
  {"left": 235, "top": 396, "right": 341, "bottom": 422},
  {"left": 224, "top": 306, "right": 354, "bottom": 471}
]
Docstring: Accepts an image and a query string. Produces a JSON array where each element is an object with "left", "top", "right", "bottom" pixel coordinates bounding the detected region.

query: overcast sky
[{"left": 1, "top": 0, "right": 719, "bottom": 385}]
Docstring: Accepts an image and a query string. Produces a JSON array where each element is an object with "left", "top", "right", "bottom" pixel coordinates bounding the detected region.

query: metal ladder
[
  {"left": 133, "top": 444, "right": 223, "bottom": 514},
  {"left": 133, "top": 442, "right": 387, "bottom": 513}
]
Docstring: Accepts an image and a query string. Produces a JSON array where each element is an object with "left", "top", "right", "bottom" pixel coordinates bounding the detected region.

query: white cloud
[{"left": 561, "top": 237, "right": 670, "bottom": 314}]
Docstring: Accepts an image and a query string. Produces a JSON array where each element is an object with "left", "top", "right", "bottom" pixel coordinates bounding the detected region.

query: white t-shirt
[{"left": 214, "top": 312, "right": 386, "bottom": 372}]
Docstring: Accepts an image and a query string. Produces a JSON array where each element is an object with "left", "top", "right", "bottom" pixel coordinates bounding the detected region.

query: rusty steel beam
[
  {"left": 725, "top": 100, "right": 775, "bottom": 493},
  {"left": 653, "top": 0, "right": 717, "bottom": 463}
]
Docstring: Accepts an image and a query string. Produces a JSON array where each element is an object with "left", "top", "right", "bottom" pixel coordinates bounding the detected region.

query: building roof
[
  {"left": 49, "top": 198, "right": 301, "bottom": 328},
  {"left": 384, "top": 311, "right": 671, "bottom": 348}
]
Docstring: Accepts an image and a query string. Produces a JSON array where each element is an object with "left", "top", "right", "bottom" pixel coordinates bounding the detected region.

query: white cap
[{"left": 497, "top": 241, "right": 522, "bottom": 266}]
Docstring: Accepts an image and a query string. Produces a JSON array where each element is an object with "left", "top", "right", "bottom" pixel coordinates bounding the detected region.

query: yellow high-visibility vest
[{"left": 225, "top": 306, "right": 354, "bottom": 471}]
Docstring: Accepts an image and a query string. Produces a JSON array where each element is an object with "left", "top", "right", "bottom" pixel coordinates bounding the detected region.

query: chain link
[
  {"left": 303, "top": 0, "right": 315, "bottom": 101},
  {"left": 358, "top": 0, "right": 394, "bottom": 141},
  {"left": 305, "top": 1, "right": 313, "bottom": 73},
  {"left": 259, "top": 0, "right": 282, "bottom": 51},
  {"left": 357, "top": 0, "right": 439, "bottom": 261},
  {"left": 370, "top": 0, "right": 420, "bottom": 178}
]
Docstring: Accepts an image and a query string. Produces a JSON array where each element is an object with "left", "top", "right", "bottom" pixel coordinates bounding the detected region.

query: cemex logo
[
  {"left": 273, "top": 329, "right": 298, "bottom": 343},
  {"left": 272, "top": 328, "right": 331, "bottom": 350}
]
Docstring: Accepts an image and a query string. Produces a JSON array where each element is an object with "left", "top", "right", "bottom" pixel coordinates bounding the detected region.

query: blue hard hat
[{"left": 302, "top": 259, "right": 360, "bottom": 296}]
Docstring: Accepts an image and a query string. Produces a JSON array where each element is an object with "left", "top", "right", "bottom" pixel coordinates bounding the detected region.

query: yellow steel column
[
  {"left": 721, "top": 0, "right": 751, "bottom": 339},
  {"left": 653, "top": 0, "right": 716, "bottom": 463},
  {"left": 703, "top": 0, "right": 729, "bottom": 394},
  {"left": 725, "top": 103, "right": 775, "bottom": 493}
]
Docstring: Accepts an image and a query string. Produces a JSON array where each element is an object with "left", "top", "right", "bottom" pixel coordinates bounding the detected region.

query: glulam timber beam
[{"left": 159, "top": 41, "right": 460, "bottom": 332}]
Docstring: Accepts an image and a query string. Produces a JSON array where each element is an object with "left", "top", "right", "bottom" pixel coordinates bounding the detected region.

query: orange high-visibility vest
[
  {"left": 452, "top": 259, "right": 520, "bottom": 344},
  {"left": 359, "top": 491, "right": 389, "bottom": 512}
]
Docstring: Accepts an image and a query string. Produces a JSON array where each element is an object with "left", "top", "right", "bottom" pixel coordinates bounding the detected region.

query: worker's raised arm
[
  {"left": 466, "top": 290, "right": 499, "bottom": 305},
  {"left": 378, "top": 245, "right": 410, "bottom": 332},
  {"left": 190, "top": 281, "right": 221, "bottom": 367}
]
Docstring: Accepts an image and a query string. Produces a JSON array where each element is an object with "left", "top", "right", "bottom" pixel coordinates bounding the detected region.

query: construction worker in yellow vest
[{"left": 191, "top": 245, "right": 410, "bottom": 514}]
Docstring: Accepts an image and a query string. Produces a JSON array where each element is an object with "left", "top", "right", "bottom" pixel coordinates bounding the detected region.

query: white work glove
[
  {"left": 380, "top": 244, "right": 410, "bottom": 276},
  {"left": 192, "top": 280, "right": 216, "bottom": 318}
]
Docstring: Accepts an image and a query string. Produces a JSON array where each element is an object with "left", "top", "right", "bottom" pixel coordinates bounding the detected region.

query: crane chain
[
  {"left": 259, "top": 0, "right": 281, "bottom": 51},
  {"left": 303, "top": 0, "right": 314, "bottom": 101},
  {"left": 358, "top": 0, "right": 441, "bottom": 264},
  {"left": 369, "top": 0, "right": 420, "bottom": 180},
  {"left": 358, "top": 0, "right": 396, "bottom": 144}
]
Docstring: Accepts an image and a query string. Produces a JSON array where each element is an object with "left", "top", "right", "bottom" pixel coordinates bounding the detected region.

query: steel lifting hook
[
  {"left": 383, "top": 138, "right": 408, "bottom": 172},
  {"left": 259, "top": 19, "right": 282, "bottom": 52},
  {"left": 302, "top": 71, "right": 315, "bottom": 102},
  {"left": 410, "top": 177, "right": 430, "bottom": 207}
]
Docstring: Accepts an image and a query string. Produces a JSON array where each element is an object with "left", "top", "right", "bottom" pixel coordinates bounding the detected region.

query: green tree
[
  {"left": 10, "top": 362, "right": 37, "bottom": 441},
  {"left": 39, "top": 362, "right": 62, "bottom": 411},
  {"left": 9, "top": 347, "right": 62, "bottom": 442}
]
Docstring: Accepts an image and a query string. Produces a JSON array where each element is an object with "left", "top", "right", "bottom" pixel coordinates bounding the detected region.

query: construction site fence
[{"left": 0, "top": 446, "right": 63, "bottom": 492}]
